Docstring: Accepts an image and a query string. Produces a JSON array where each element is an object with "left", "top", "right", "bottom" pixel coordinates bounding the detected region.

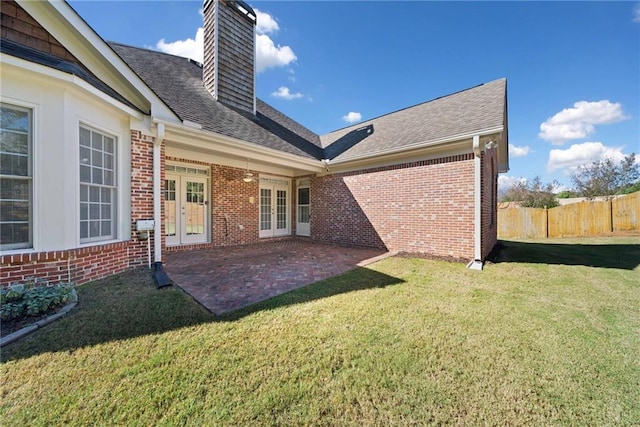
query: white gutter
[
  {"left": 467, "top": 135, "right": 484, "bottom": 271},
  {"left": 153, "top": 123, "right": 165, "bottom": 263},
  {"left": 327, "top": 125, "right": 504, "bottom": 165}
]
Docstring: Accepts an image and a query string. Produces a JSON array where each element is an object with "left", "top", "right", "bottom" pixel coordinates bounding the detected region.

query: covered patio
[{"left": 164, "top": 240, "right": 389, "bottom": 314}]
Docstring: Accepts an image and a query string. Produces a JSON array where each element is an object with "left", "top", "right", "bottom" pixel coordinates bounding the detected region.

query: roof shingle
[{"left": 109, "top": 42, "right": 506, "bottom": 164}]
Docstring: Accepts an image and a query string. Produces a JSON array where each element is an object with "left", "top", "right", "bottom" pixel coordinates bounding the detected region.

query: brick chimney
[{"left": 203, "top": 0, "right": 257, "bottom": 114}]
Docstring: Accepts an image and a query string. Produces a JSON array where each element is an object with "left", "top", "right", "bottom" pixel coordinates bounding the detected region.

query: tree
[
  {"left": 500, "top": 176, "right": 560, "bottom": 208},
  {"left": 571, "top": 153, "right": 640, "bottom": 199}
]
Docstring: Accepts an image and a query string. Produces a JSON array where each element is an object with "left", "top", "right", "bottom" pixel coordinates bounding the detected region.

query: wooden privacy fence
[{"left": 498, "top": 191, "right": 640, "bottom": 239}]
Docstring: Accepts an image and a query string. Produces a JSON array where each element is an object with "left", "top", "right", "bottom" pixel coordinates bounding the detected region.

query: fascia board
[
  {"left": 328, "top": 126, "right": 505, "bottom": 166},
  {"left": 17, "top": 0, "right": 176, "bottom": 121},
  {"left": 158, "top": 119, "right": 325, "bottom": 173},
  {"left": 1, "top": 55, "right": 144, "bottom": 120}
]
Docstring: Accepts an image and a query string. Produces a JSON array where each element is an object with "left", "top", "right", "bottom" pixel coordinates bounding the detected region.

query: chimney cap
[{"left": 203, "top": 0, "right": 256, "bottom": 25}]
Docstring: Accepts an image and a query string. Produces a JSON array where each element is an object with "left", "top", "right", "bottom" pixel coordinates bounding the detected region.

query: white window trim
[
  {"left": 78, "top": 123, "right": 118, "bottom": 244},
  {"left": 0, "top": 101, "right": 36, "bottom": 252}
]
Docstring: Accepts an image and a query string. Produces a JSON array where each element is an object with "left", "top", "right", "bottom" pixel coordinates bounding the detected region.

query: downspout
[
  {"left": 153, "top": 122, "right": 165, "bottom": 264},
  {"left": 467, "top": 135, "right": 484, "bottom": 270},
  {"left": 151, "top": 122, "right": 172, "bottom": 287}
]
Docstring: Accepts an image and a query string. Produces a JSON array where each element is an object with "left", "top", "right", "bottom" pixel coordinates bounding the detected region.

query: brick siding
[
  {"left": 311, "top": 154, "right": 478, "bottom": 260},
  {"left": 481, "top": 147, "right": 499, "bottom": 258},
  {"left": 1, "top": 130, "right": 156, "bottom": 286}
]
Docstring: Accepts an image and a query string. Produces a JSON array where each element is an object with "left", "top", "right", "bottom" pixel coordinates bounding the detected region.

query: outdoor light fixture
[
  {"left": 242, "top": 158, "right": 255, "bottom": 182},
  {"left": 242, "top": 171, "right": 254, "bottom": 183}
]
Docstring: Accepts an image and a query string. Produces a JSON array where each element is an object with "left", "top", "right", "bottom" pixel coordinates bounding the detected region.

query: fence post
[
  {"left": 609, "top": 198, "right": 614, "bottom": 233},
  {"left": 545, "top": 207, "right": 549, "bottom": 238}
]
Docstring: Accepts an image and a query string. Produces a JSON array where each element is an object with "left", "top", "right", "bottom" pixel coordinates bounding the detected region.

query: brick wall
[
  {"left": 1, "top": 0, "right": 82, "bottom": 65},
  {"left": 481, "top": 147, "right": 499, "bottom": 258},
  {"left": 312, "top": 154, "right": 476, "bottom": 260},
  {"left": 163, "top": 158, "right": 297, "bottom": 252},
  {"left": 1, "top": 130, "right": 155, "bottom": 286},
  {"left": 129, "top": 130, "right": 157, "bottom": 265},
  {"left": 1, "top": 242, "right": 133, "bottom": 286}
]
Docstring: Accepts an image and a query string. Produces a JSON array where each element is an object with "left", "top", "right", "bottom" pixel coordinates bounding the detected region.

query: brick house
[{"left": 0, "top": 0, "right": 509, "bottom": 286}]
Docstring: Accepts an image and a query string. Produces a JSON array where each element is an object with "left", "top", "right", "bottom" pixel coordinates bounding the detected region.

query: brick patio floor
[{"left": 164, "top": 240, "right": 389, "bottom": 315}]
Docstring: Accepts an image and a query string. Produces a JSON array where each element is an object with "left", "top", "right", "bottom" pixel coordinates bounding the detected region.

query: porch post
[{"left": 153, "top": 123, "right": 165, "bottom": 263}]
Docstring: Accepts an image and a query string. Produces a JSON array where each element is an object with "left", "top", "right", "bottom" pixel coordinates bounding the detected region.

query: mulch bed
[{"left": 1, "top": 304, "right": 68, "bottom": 339}]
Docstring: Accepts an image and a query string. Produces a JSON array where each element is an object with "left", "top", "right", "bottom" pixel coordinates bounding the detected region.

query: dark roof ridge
[{"left": 323, "top": 78, "right": 506, "bottom": 136}]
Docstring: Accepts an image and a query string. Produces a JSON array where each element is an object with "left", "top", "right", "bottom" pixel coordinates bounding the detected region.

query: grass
[{"left": 1, "top": 236, "right": 639, "bottom": 425}]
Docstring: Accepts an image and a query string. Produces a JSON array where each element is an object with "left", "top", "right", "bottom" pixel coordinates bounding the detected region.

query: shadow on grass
[
  {"left": 494, "top": 240, "right": 640, "bottom": 270},
  {"left": 1, "top": 266, "right": 403, "bottom": 362},
  {"left": 217, "top": 266, "right": 404, "bottom": 322}
]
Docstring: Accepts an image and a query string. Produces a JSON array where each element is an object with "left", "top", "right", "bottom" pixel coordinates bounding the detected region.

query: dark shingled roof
[
  {"left": 321, "top": 78, "right": 507, "bottom": 162},
  {"left": 109, "top": 43, "right": 506, "bottom": 164},
  {"left": 109, "top": 42, "right": 323, "bottom": 160},
  {"left": 1, "top": 38, "right": 141, "bottom": 113}
]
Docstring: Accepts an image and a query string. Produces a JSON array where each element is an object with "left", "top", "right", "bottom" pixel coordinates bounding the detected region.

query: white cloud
[
  {"left": 256, "top": 34, "right": 297, "bottom": 73},
  {"left": 155, "top": 10, "right": 296, "bottom": 73},
  {"left": 547, "top": 141, "right": 629, "bottom": 174},
  {"left": 498, "top": 175, "right": 526, "bottom": 190},
  {"left": 156, "top": 27, "right": 204, "bottom": 63},
  {"left": 538, "top": 100, "right": 628, "bottom": 145},
  {"left": 509, "top": 144, "right": 531, "bottom": 158},
  {"left": 271, "top": 86, "right": 303, "bottom": 100},
  {"left": 255, "top": 9, "right": 279, "bottom": 34},
  {"left": 634, "top": 3, "right": 640, "bottom": 23},
  {"left": 342, "top": 112, "right": 362, "bottom": 123}
]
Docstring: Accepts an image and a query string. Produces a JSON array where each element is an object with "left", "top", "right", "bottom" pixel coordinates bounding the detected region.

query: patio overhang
[{"left": 154, "top": 118, "right": 326, "bottom": 177}]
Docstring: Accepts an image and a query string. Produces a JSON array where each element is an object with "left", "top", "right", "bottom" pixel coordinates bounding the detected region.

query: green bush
[{"left": 1, "top": 280, "right": 73, "bottom": 322}]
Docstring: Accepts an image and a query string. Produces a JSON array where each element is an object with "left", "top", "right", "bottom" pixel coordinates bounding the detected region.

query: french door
[
  {"left": 164, "top": 173, "right": 208, "bottom": 245},
  {"left": 259, "top": 177, "right": 290, "bottom": 238},
  {"left": 296, "top": 184, "right": 310, "bottom": 236}
]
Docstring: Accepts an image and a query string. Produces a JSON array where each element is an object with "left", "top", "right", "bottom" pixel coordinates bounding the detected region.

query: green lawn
[{"left": 1, "top": 237, "right": 639, "bottom": 426}]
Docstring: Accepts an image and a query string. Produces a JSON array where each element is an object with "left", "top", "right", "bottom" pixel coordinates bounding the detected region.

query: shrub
[{"left": 1, "top": 280, "right": 73, "bottom": 322}]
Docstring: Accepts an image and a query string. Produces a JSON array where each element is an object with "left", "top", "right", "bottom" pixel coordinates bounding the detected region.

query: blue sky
[{"left": 68, "top": 1, "right": 640, "bottom": 191}]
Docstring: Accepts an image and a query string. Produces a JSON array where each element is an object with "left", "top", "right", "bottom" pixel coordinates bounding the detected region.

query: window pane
[
  {"left": 79, "top": 127, "right": 91, "bottom": 147},
  {"left": 90, "top": 186, "right": 100, "bottom": 202},
  {"left": 89, "top": 203, "right": 101, "bottom": 220},
  {"left": 101, "top": 188, "right": 111, "bottom": 203},
  {"left": 104, "top": 170, "right": 114, "bottom": 186},
  {"left": 0, "top": 107, "right": 28, "bottom": 132},
  {"left": 92, "top": 167, "right": 103, "bottom": 185},
  {"left": 104, "top": 153, "right": 113, "bottom": 170},
  {"left": 80, "top": 184, "right": 88, "bottom": 202},
  {"left": 92, "top": 148, "right": 103, "bottom": 167},
  {"left": 0, "top": 153, "right": 28, "bottom": 176},
  {"left": 80, "top": 221, "right": 88, "bottom": 238},
  {"left": 79, "top": 125, "right": 116, "bottom": 243},
  {"left": 80, "top": 203, "right": 88, "bottom": 220},
  {"left": 0, "top": 104, "right": 31, "bottom": 249},
  {"left": 80, "top": 165, "right": 91, "bottom": 183},
  {"left": 298, "top": 187, "right": 309, "bottom": 205},
  {"left": 89, "top": 221, "right": 100, "bottom": 238},
  {"left": 101, "top": 220, "right": 111, "bottom": 236},
  {"left": 103, "top": 137, "right": 114, "bottom": 153},
  {"left": 101, "top": 204, "right": 111, "bottom": 220},
  {"left": 0, "top": 131, "right": 28, "bottom": 154},
  {"left": 91, "top": 131, "right": 102, "bottom": 151}
]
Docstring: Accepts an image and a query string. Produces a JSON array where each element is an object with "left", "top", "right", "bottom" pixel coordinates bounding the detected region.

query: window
[
  {"left": 0, "top": 104, "right": 32, "bottom": 250},
  {"left": 79, "top": 126, "right": 116, "bottom": 242}
]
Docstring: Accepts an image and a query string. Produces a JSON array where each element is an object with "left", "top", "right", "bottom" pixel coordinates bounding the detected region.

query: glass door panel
[
  {"left": 164, "top": 176, "right": 179, "bottom": 246},
  {"left": 182, "top": 178, "right": 207, "bottom": 243},
  {"left": 296, "top": 186, "right": 310, "bottom": 236},
  {"left": 260, "top": 188, "right": 272, "bottom": 236},
  {"left": 164, "top": 173, "right": 208, "bottom": 245}
]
